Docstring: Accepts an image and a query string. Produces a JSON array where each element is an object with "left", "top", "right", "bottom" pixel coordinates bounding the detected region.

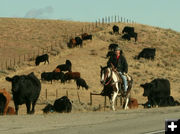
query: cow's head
[
  {"left": 140, "top": 83, "right": 153, "bottom": 97},
  {"left": 6, "top": 76, "right": 22, "bottom": 92},
  {"left": 35, "top": 60, "right": 40, "bottom": 66},
  {"left": 0, "top": 93, "right": 6, "bottom": 115}
]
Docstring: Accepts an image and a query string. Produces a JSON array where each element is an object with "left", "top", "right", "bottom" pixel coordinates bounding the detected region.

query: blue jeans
[{"left": 119, "top": 72, "right": 128, "bottom": 92}]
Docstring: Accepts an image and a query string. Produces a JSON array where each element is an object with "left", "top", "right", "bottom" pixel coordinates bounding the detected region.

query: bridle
[{"left": 102, "top": 67, "right": 113, "bottom": 86}]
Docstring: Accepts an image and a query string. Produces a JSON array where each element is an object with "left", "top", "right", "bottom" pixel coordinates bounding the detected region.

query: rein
[{"left": 104, "top": 68, "right": 119, "bottom": 86}]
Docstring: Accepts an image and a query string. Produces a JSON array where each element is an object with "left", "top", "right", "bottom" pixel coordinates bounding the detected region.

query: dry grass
[{"left": 0, "top": 18, "right": 180, "bottom": 114}]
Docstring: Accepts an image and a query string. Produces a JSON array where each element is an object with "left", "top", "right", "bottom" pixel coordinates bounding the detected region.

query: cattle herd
[
  {"left": 67, "top": 33, "right": 92, "bottom": 48},
  {"left": 0, "top": 25, "right": 179, "bottom": 116}
]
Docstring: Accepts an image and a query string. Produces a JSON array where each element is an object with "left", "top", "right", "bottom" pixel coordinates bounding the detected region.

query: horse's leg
[
  {"left": 124, "top": 94, "right": 130, "bottom": 110},
  {"left": 112, "top": 91, "right": 118, "bottom": 111}
]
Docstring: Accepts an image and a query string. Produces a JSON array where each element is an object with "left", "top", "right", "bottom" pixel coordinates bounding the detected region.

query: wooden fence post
[
  {"left": 77, "top": 91, "right": 81, "bottom": 103},
  {"left": 45, "top": 89, "right": 47, "bottom": 100},
  {"left": 90, "top": 92, "right": 92, "bottom": 105},
  {"left": 14, "top": 58, "right": 16, "bottom": 66},
  {"left": 104, "top": 96, "right": 106, "bottom": 111}
]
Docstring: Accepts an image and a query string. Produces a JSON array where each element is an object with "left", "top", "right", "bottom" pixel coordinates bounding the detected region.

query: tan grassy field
[{"left": 0, "top": 18, "right": 180, "bottom": 115}]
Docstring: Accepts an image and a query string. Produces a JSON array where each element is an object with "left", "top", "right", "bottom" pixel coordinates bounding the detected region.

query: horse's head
[{"left": 100, "top": 66, "right": 112, "bottom": 85}]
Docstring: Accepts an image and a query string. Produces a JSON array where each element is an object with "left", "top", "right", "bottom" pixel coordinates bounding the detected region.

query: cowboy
[{"left": 107, "top": 46, "right": 128, "bottom": 94}]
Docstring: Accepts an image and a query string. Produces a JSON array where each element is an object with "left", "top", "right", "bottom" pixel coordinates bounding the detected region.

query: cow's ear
[
  {"left": 140, "top": 84, "right": 144, "bottom": 87},
  {"left": 6, "top": 77, "right": 12, "bottom": 82},
  {"left": 100, "top": 66, "right": 102, "bottom": 69}
]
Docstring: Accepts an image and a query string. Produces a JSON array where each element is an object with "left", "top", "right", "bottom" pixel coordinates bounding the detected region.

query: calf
[
  {"left": 42, "top": 104, "right": 55, "bottom": 113},
  {"left": 0, "top": 89, "right": 11, "bottom": 115},
  {"left": 137, "top": 48, "right": 156, "bottom": 60},
  {"left": 53, "top": 96, "right": 72, "bottom": 113},
  {"left": 128, "top": 98, "right": 138, "bottom": 109},
  {"left": 76, "top": 78, "right": 89, "bottom": 90},
  {"left": 112, "top": 25, "right": 119, "bottom": 34},
  {"left": 64, "top": 72, "right": 81, "bottom": 82},
  {"left": 35, "top": 54, "right": 49, "bottom": 66},
  {"left": 56, "top": 60, "right": 72, "bottom": 72}
]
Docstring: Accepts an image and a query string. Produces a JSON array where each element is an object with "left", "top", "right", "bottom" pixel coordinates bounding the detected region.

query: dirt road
[{"left": 0, "top": 106, "right": 179, "bottom": 134}]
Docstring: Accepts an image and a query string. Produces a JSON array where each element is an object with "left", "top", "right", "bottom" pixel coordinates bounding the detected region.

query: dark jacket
[{"left": 107, "top": 54, "right": 128, "bottom": 73}]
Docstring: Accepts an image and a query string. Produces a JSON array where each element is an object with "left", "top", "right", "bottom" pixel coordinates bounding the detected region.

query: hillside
[{"left": 0, "top": 18, "right": 180, "bottom": 114}]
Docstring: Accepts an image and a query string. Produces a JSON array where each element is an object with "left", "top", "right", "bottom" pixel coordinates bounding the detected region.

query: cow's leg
[
  {"left": 31, "top": 101, "right": 36, "bottom": 114},
  {"left": 14, "top": 103, "right": 19, "bottom": 115},
  {"left": 26, "top": 101, "right": 31, "bottom": 114}
]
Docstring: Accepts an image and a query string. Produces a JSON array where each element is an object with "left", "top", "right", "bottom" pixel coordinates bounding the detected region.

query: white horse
[{"left": 100, "top": 66, "right": 133, "bottom": 110}]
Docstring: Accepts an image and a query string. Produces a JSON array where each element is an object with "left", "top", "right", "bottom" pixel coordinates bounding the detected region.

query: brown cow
[
  {"left": 128, "top": 98, "right": 138, "bottom": 109},
  {"left": 81, "top": 33, "right": 88, "bottom": 39},
  {"left": 6, "top": 106, "right": 16, "bottom": 115},
  {"left": 64, "top": 72, "right": 80, "bottom": 81},
  {"left": 53, "top": 68, "right": 61, "bottom": 72},
  {"left": 68, "top": 38, "right": 76, "bottom": 48},
  {"left": 0, "top": 88, "right": 11, "bottom": 115}
]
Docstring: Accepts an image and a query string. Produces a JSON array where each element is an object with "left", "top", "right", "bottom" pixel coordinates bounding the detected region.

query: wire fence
[{"left": 0, "top": 15, "right": 135, "bottom": 71}]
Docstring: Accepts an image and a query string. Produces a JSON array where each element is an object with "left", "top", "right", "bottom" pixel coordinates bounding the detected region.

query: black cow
[
  {"left": 112, "top": 25, "right": 119, "bottom": 34},
  {"left": 136, "top": 48, "right": 156, "bottom": 60},
  {"left": 75, "top": 37, "right": 83, "bottom": 47},
  {"left": 143, "top": 96, "right": 180, "bottom": 108},
  {"left": 6, "top": 72, "right": 41, "bottom": 114},
  {"left": 140, "top": 78, "right": 170, "bottom": 107},
  {"left": 53, "top": 96, "right": 72, "bottom": 113},
  {"left": 122, "top": 34, "right": 131, "bottom": 41},
  {"left": 41, "top": 72, "right": 65, "bottom": 84},
  {"left": 122, "top": 32, "right": 138, "bottom": 42},
  {"left": 76, "top": 78, "right": 89, "bottom": 90},
  {"left": 108, "top": 44, "right": 118, "bottom": 51},
  {"left": 82, "top": 34, "right": 92, "bottom": 40},
  {"left": 35, "top": 54, "right": 49, "bottom": 66},
  {"left": 56, "top": 60, "right": 72, "bottom": 72},
  {"left": 106, "top": 51, "right": 115, "bottom": 58},
  {"left": 122, "top": 26, "right": 134, "bottom": 34},
  {"left": 0, "top": 93, "right": 6, "bottom": 115}
]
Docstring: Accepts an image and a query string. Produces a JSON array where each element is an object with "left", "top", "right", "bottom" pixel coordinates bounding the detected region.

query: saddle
[{"left": 111, "top": 66, "right": 131, "bottom": 96}]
